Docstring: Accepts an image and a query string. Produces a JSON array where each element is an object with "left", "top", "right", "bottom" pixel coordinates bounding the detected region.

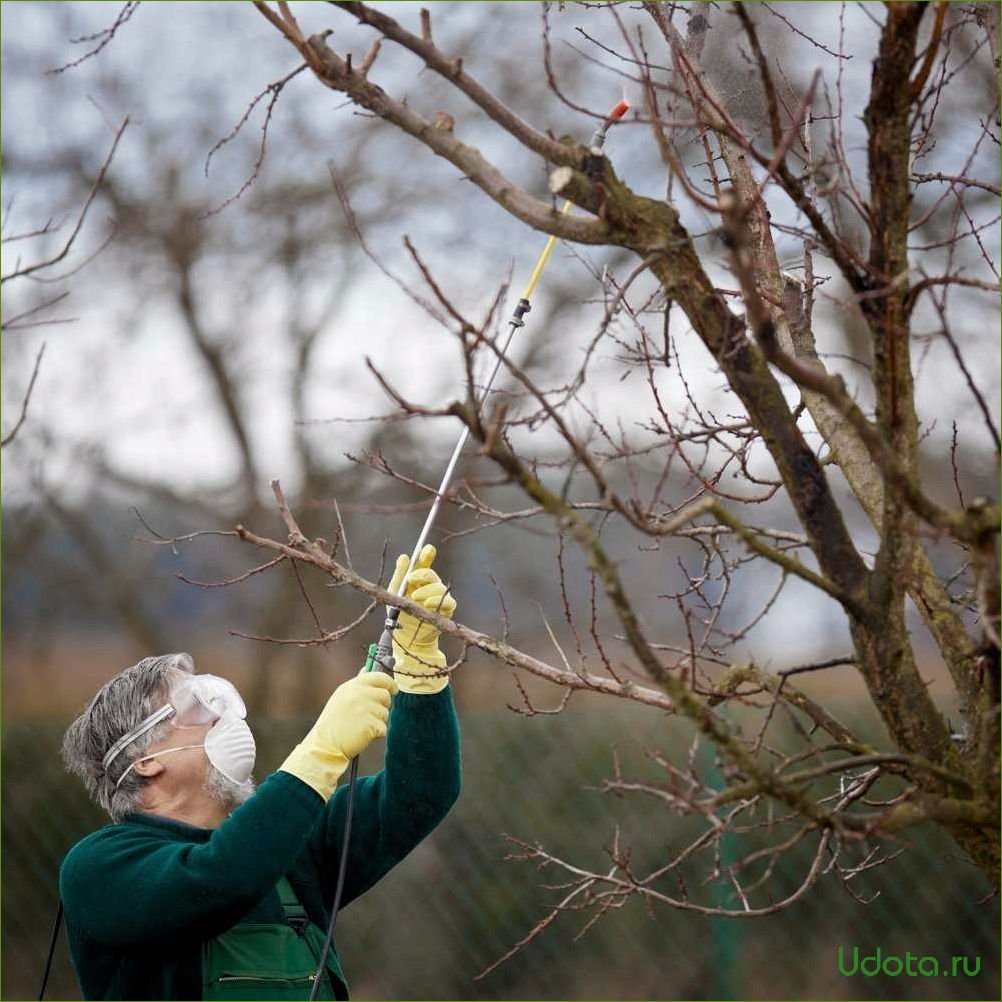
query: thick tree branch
[
  {"left": 549, "top": 159, "right": 872, "bottom": 606},
  {"left": 756, "top": 326, "right": 999, "bottom": 546},
  {"left": 237, "top": 517, "right": 680, "bottom": 715},
  {"left": 328, "top": 1, "right": 583, "bottom": 169},
  {"left": 252, "top": 5, "right": 610, "bottom": 245}
]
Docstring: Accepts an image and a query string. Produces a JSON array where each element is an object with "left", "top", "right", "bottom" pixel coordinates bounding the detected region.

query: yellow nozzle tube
[
  {"left": 520, "top": 199, "right": 574, "bottom": 301},
  {"left": 519, "top": 99, "right": 629, "bottom": 303}
]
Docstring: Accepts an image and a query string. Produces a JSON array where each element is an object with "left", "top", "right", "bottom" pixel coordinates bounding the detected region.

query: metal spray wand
[
  {"left": 310, "top": 98, "right": 630, "bottom": 999},
  {"left": 362, "top": 96, "right": 631, "bottom": 676}
]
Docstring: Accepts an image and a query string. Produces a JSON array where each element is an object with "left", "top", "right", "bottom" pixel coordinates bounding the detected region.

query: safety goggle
[{"left": 102, "top": 674, "right": 245, "bottom": 772}]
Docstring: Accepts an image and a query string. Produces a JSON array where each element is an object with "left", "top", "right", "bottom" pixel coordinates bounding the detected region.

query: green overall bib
[{"left": 201, "top": 878, "right": 347, "bottom": 1000}]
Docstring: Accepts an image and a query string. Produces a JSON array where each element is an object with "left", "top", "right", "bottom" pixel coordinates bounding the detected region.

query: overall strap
[{"left": 276, "top": 876, "right": 308, "bottom": 929}]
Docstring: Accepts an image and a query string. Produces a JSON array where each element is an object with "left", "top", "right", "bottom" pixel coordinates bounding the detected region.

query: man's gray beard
[{"left": 205, "top": 763, "right": 255, "bottom": 808}]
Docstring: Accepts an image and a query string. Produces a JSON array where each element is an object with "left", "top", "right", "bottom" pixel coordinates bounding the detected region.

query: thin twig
[{"left": 1, "top": 343, "right": 46, "bottom": 448}]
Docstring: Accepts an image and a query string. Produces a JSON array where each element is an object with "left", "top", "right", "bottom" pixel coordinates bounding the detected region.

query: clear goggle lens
[{"left": 170, "top": 674, "right": 246, "bottom": 726}]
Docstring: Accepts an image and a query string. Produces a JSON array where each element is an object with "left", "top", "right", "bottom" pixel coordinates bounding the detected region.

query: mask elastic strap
[
  {"left": 102, "top": 703, "right": 176, "bottom": 772},
  {"left": 113, "top": 744, "right": 203, "bottom": 790}
]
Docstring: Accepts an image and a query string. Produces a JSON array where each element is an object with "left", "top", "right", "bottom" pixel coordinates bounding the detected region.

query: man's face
[
  {"left": 127, "top": 672, "right": 255, "bottom": 811},
  {"left": 137, "top": 717, "right": 214, "bottom": 792}
]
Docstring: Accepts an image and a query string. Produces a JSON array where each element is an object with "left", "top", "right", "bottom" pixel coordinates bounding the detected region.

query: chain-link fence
[{"left": 3, "top": 707, "right": 998, "bottom": 1001}]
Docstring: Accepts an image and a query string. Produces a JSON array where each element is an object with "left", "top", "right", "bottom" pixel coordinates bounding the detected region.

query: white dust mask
[
  {"left": 114, "top": 712, "right": 256, "bottom": 789},
  {"left": 203, "top": 710, "right": 256, "bottom": 785}
]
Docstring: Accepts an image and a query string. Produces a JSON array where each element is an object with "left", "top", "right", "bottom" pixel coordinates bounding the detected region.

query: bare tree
[{"left": 213, "top": 0, "right": 1001, "bottom": 944}]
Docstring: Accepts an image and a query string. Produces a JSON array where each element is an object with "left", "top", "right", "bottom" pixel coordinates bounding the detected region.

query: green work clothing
[
  {"left": 60, "top": 689, "right": 461, "bottom": 1000},
  {"left": 201, "top": 879, "right": 339, "bottom": 1000}
]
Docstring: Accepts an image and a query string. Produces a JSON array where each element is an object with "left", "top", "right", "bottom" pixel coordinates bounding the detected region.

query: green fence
[{"left": 3, "top": 709, "right": 998, "bottom": 1001}]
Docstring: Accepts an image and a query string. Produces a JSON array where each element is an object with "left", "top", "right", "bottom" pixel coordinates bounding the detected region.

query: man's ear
[{"left": 132, "top": 756, "right": 165, "bottom": 779}]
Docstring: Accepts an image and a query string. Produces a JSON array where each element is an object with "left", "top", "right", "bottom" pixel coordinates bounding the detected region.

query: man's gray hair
[{"left": 62, "top": 653, "right": 195, "bottom": 821}]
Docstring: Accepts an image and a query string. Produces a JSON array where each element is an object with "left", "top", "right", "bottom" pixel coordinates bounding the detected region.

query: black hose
[
  {"left": 308, "top": 757, "right": 358, "bottom": 1001},
  {"left": 310, "top": 612, "right": 397, "bottom": 1000},
  {"left": 38, "top": 899, "right": 63, "bottom": 1000}
]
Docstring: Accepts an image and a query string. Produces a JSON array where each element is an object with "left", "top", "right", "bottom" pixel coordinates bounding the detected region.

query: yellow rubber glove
[
  {"left": 280, "top": 670, "right": 398, "bottom": 799},
  {"left": 388, "top": 544, "right": 457, "bottom": 695}
]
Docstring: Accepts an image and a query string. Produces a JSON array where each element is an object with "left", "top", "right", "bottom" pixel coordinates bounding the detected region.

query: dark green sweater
[{"left": 60, "top": 689, "right": 461, "bottom": 1001}]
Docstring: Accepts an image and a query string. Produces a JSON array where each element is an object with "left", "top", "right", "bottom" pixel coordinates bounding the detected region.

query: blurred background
[{"left": 2, "top": 2, "right": 999, "bottom": 999}]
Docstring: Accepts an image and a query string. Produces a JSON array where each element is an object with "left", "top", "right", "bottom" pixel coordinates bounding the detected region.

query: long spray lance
[{"left": 308, "top": 97, "right": 629, "bottom": 999}]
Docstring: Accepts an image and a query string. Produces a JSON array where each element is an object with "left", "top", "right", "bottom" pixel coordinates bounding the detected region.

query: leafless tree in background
[
  {"left": 1, "top": 1, "right": 594, "bottom": 715},
  {"left": 1, "top": 118, "right": 128, "bottom": 447},
  {"left": 210, "top": 0, "right": 1002, "bottom": 949}
]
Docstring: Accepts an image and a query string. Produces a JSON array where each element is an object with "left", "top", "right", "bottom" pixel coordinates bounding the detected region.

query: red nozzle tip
[{"left": 608, "top": 99, "right": 630, "bottom": 120}]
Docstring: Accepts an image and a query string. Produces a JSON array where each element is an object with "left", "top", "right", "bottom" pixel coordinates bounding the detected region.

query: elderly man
[{"left": 59, "top": 546, "right": 460, "bottom": 1001}]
